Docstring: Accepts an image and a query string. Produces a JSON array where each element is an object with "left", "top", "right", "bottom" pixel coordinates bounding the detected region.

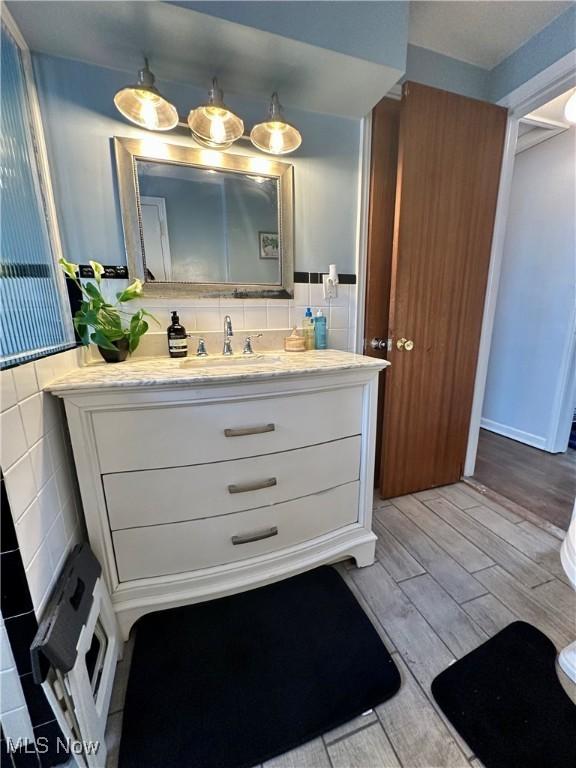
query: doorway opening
[{"left": 472, "top": 88, "right": 576, "bottom": 530}]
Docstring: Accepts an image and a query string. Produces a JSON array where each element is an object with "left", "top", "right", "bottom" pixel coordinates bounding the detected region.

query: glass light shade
[
  {"left": 189, "top": 130, "right": 234, "bottom": 151},
  {"left": 114, "top": 61, "right": 178, "bottom": 131},
  {"left": 250, "top": 93, "right": 302, "bottom": 155},
  {"left": 564, "top": 91, "right": 576, "bottom": 124},
  {"left": 188, "top": 78, "right": 244, "bottom": 146}
]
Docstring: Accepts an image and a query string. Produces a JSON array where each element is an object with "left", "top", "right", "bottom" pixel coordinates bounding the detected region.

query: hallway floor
[
  {"left": 473, "top": 428, "right": 576, "bottom": 530},
  {"left": 105, "top": 482, "right": 574, "bottom": 768}
]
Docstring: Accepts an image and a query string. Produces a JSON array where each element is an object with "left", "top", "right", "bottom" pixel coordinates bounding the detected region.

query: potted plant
[{"left": 60, "top": 258, "right": 158, "bottom": 363}]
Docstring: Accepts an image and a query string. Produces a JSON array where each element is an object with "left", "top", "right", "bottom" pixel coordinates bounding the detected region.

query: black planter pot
[{"left": 98, "top": 338, "right": 130, "bottom": 363}]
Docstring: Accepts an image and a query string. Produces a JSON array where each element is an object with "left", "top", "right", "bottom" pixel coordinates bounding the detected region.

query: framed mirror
[{"left": 114, "top": 137, "right": 294, "bottom": 298}]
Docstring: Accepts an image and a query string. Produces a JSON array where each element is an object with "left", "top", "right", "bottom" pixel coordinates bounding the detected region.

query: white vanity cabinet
[{"left": 49, "top": 353, "right": 387, "bottom": 638}]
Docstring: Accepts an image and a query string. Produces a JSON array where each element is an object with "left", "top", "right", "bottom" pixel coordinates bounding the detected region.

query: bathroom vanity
[{"left": 48, "top": 351, "right": 388, "bottom": 638}]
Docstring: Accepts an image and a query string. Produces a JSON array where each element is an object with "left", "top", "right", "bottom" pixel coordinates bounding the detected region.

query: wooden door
[
  {"left": 379, "top": 82, "right": 507, "bottom": 498},
  {"left": 364, "top": 98, "right": 401, "bottom": 480}
]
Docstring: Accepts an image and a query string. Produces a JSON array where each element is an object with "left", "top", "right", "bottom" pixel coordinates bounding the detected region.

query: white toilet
[{"left": 559, "top": 500, "right": 576, "bottom": 682}]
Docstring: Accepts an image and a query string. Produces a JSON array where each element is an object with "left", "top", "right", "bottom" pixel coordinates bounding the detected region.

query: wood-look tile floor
[
  {"left": 105, "top": 482, "right": 575, "bottom": 768},
  {"left": 474, "top": 428, "right": 576, "bottom": 530}
]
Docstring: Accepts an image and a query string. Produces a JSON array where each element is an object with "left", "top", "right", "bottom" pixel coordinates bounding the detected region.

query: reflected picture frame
[{"left": 259, "top": 231, "right": 279, "bottom": 260}]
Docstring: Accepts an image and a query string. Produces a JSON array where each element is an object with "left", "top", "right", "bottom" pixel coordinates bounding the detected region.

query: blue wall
[
  {"left": 138, "top": 168, "right": 280, "bottom": 284},
  {"left": 406, "top": 6, "right": 575, "bottom": 104},
  {"left": 170, "top": 1, "right": 408, "bottom": 71},
  {"left": 225, "top": 179, "right": 280, "bottom": 284},
  {"left": 405, "top": 45, "right": 489, "bottom": 101},
  {"left": 138, "top": 172, "right": 228, "bottom": 282},
  {"left": 32, "top": 54, "right": 362, "bottom": 274},
  {"left": 489, "top": 6, "right": 576, "bottom": 103}
]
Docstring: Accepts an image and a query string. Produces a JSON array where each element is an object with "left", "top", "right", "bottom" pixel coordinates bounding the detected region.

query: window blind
[{"left": 0, "top": 23, "right": 73, "bottom": 368}]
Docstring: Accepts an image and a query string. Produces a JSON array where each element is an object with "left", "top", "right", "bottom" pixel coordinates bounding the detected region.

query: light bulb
[
  {"left": 113, "top": 61, "right": 178, "bottom": 131},
  {"left": 188, "top": 79, "right": 244, "bottom": 146},
  {"left": 250, "top": 93, "right": 302, "bottom": 155},
  {"left": 564, "top": 91, "right": 576, "bottom": 124},
  {"left": 210, "top": 114, "right": 227, "bottom": 143},
  {"left": 140, "top": 96, "right": 160, "bottom": 130},
  {"left": 269, "top": 126, "right": 285, "bottom": 154}
]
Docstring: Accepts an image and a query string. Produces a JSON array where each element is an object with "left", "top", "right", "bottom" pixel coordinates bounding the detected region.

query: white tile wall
[
  {"left": 0, "top": 369, "right": 18, "bottom": 410},
  {"left": 131, "top": 282, "right": 358, "bottom": 354},
  {"left": 0, "top": 612, "right": 35, "bottom": 743},
  {"left": 0, "top": 648, "right": 25, "bottom": 712},
  {"left": 0, "top": 348, "right": 84, "bottom": 618}
]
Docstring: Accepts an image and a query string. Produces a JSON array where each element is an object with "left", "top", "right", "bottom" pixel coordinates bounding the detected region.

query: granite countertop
[{"left": 46, "top": 350, "right": 389, "bottom": 393}]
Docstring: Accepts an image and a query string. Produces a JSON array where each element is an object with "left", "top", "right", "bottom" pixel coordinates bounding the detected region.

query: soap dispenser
[
  {"left": 167, "top": 311, "right": 187, "bottom": 358},
  {"left": 303, "top": 308, "right": 315, "bottom": 350},
  {"left": 314, "top": 309, "right": 327, "bottom": 349}
]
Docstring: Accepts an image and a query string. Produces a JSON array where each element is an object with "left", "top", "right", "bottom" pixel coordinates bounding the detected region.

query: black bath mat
[
  {"left": 432, "top": 621, "right": 576, "bottom": 768},
  {"left": 119, "top": 566, "right": 400, "bottom": 768}
]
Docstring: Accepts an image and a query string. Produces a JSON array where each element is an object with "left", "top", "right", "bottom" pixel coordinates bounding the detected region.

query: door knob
[
  {"left": 396, "top": 338, "right": 414, "bottom": 351},
  {"left": 370, "top": 338, "right": 387, "bottom": 351}
]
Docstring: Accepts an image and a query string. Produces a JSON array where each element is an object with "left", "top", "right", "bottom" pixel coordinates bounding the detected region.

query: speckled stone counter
[{"left": 46, "top": 350, "right": 389, "bottom": 393}]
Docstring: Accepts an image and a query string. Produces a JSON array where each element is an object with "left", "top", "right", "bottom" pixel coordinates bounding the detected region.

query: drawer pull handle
[
  {"left": 228, "top": 477, "right": 277, "bottom": 494},
  {"left": 224, "top": 423, "right": 275, "bottom": 438},
  {"left": 231, "top": 526, "right": 279, "bottom": 545}
]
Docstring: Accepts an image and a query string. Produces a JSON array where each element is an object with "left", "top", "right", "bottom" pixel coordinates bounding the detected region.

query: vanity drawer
[
  {"left": 93, "top": 386, "right": 363, "bottom": 473},
  {"left": 112, "top": 481, "right": 359, "bottom": 581},
  {"left": 104, "top": 436, "right": 361, "bottom": 530}
]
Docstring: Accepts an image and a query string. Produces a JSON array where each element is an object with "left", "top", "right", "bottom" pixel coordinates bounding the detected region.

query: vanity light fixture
[
  {"left": 564, "top": 90, "right": 576, "bottom": 124},
  {"left": 188, "top": 78, "right": 244, "bottom": 148},
  {"left": 250, "top": 92, "right": 302, "bottom": 155},
  {"left": 114, "top": 59, "right": 179, "bottom": 131},
  {"left": 114, "top": 71, "right": 303, "bottom": 155}
]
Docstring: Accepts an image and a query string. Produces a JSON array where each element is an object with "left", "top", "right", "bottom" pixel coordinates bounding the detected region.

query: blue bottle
[{"left": 314, "top": 309, "right": 327, "bottom": 349}]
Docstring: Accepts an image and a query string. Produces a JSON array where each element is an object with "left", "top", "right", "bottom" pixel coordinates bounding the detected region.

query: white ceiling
[
  {"left": 516, "top": 88, "right": 573, "bottom": 153},
  {"left": 409, "top": 1, "right": 573, "bottom": 69}
]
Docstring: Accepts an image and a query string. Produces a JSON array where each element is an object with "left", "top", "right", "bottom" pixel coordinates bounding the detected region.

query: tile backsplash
[{"left": 129, "top": 281, "right": 358, "bottom": 355}]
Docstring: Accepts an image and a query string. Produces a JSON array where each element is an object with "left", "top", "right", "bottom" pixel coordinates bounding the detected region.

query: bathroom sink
[{"left": 180, "top": 354, "right": 283, "bottom": 368}]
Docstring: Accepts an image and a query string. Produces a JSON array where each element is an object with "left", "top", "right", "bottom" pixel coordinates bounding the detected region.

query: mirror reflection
[{"left": 136, "top": 160, "right": 281, "bottom": 285}]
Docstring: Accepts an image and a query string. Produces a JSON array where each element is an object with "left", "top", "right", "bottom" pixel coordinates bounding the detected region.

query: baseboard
[{"left": 480, "top": 418, "right": 548, "bottom": 450}]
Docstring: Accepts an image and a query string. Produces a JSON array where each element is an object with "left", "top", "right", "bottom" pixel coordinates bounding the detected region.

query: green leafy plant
[{"left": 60, "top": 258, "right": 158, "bottom": 354}]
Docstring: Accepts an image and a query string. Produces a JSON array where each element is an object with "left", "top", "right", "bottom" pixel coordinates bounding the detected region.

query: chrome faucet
[
  {"left": 187, "top": 334, "right": 208, "bottom": 357},
  {"left": 242, "top": 333, "right": 263, "bottom": 355},
  {"left": 223, "top": 315, "right": 234, "bottom": 355}
]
